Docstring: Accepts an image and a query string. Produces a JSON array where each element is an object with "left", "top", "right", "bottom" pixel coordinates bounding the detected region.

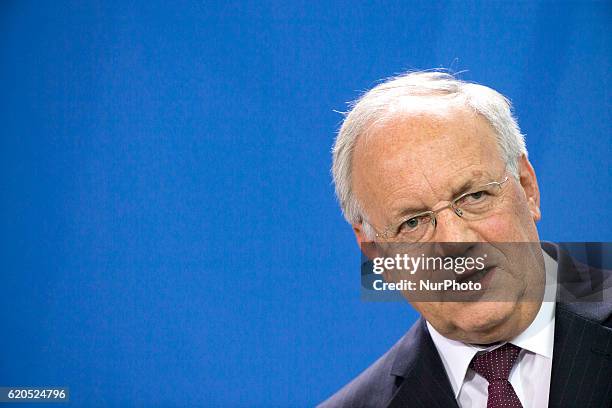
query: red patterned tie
[{"left": 469, "top": 343, "right": 523, "bottom": 408}]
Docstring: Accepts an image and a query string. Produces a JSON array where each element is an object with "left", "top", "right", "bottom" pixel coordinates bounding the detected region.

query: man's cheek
[{"left": 476, "top": 216, "right": 518, "bottom": 241}]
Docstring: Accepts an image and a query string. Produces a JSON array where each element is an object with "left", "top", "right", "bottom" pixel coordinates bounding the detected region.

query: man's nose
[{"left": 431, "top": 208, "right": 481, "bottom": 254}]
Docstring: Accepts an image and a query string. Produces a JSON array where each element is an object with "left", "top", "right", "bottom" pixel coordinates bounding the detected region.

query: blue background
[{"left": 1, "top": 1, "right": 610, "bottom": 406}]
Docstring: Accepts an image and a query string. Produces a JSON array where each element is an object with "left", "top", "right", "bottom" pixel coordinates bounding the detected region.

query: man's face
[{"left": 351, "top": 105, "right": 544, "bottom": 344}]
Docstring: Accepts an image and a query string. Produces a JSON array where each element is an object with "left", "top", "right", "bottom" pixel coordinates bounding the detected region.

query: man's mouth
[{"left": 456, "top": 265, "right": 496, "bottom": 287}]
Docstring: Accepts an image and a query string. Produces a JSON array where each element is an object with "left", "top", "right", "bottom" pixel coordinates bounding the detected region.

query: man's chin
[{"left": 439, "top": 301, "right": 521, "bottom": 344}]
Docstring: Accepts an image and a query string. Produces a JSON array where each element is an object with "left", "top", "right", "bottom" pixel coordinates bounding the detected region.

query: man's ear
[
  {"left": 352, "top": 223, "right": 381, "bottom": 260},
  {"left": 518, "top": 155, "right": 541, "bottom": 222}
]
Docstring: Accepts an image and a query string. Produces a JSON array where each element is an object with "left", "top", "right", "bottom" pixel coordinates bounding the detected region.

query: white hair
[{"left": 331, "top": 70, "right": 527, "bottom": 233}]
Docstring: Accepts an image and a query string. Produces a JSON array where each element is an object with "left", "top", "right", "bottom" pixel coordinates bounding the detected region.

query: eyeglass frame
[{"left": 372, "top": 175, "right": 510, "bottom": 241}]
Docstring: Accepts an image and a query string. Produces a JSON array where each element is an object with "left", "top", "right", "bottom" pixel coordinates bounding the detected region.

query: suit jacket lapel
[
  {"left": 549, "top": 303, "right": 612, "bottom": 407},
  {"left": 546, "top": 241, "right": 612, "bottom": 408},
  {"left": 387, "top": 318, "right": 459, "bottom": 408}
]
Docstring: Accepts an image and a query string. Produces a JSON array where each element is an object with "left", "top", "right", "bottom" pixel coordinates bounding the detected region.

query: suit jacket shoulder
[
  {"left": 318, "top": 318, "right": 458, "bottom": 408},
  {"left": 317, "top": 323, "right": 416, "bottom": 408},
  {"left": 545, "top": 243, "right": 612, "bottom": 407}
]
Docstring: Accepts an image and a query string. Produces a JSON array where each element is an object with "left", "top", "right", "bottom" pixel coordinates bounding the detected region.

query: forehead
[{"left": 352, "top": 106, "right": 505, "bottom": 217}]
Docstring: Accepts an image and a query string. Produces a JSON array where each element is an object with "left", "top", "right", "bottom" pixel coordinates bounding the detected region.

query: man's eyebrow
[
  {"left": 451, "top": 178, "right": 477, "bottom": 197},
  {"left": 392, "top": 204, "right": 430, "bottom": 220}
]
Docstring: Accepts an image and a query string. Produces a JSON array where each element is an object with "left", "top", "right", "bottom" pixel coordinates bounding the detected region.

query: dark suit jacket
[{"left": 319, "top": 244, "right": 612, "bottom": 408}]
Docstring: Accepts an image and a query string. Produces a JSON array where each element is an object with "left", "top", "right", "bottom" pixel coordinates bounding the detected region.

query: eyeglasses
[{"left": 374, "top": 175, "right": 510, "bottom": 242}]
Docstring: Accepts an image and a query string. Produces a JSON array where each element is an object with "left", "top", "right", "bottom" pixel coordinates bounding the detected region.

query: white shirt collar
[{"left": 426, "top": 249, "right": 557, "bottom": 398}]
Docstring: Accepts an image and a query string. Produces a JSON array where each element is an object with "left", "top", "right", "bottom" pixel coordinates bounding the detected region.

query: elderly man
[{"left": 321, "top": 71, "right": 612, "bottom": 408}]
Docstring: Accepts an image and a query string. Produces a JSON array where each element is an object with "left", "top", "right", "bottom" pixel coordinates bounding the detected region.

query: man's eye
[
  {"left": 464, "top": 190, "right": 489, "bottom": 203},
  {"left": 403, "top": 217, "right": 420, "bottom": 230}
]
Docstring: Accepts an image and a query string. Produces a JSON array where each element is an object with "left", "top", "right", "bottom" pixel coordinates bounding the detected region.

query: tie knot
[{"left": 470, "top": 343, "right": 521, "bottom": 382}]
